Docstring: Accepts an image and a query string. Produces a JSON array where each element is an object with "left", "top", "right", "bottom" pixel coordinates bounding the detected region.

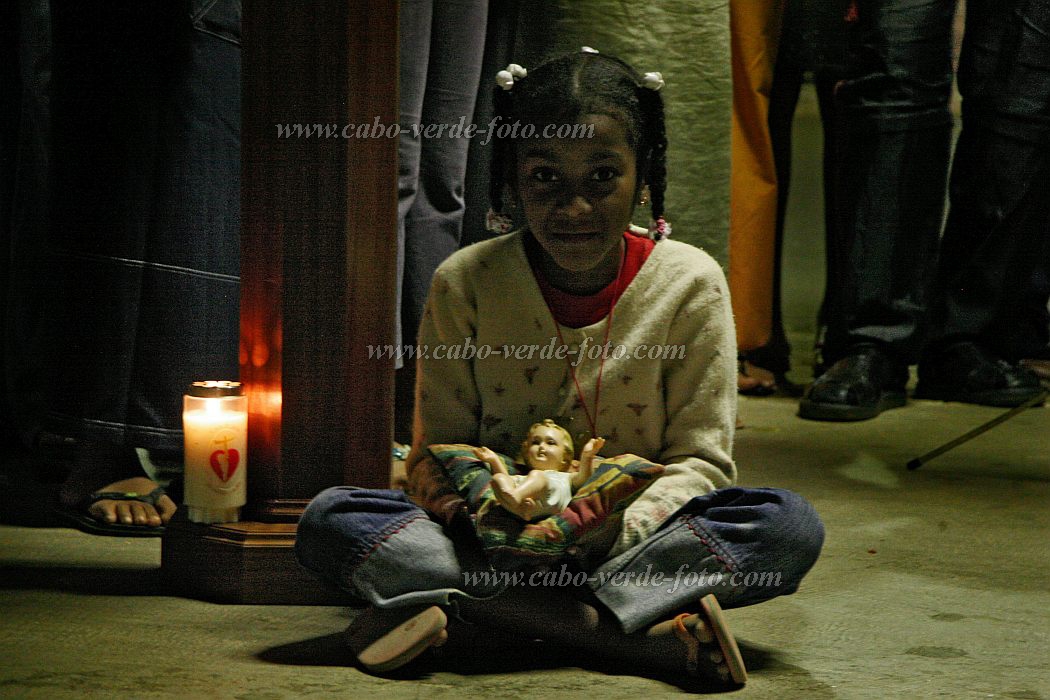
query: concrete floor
[
  {"left": 2, "top": 394, "right": 1048, "bottom": 699},
  {"left": 2, "top": 85, "right": 1049, "bottom": 699}
]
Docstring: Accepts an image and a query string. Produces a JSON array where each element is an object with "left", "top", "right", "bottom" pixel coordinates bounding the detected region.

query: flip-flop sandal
[
  {"left": 738, "top": 359, "right": 777, "bottom": 397},
  {"left": 354, "top": 605, "right": 448, "bottom": 673},
  {"left": 51, "top": 487, "right": 168, "bottom": 537},
  {"left": 673, "top": 594, "right": 747, "bottom": 685}
]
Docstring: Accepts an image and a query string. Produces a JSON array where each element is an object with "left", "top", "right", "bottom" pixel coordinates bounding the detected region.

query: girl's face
[
  {"left": 516, "top": 114, "right": 638, "bottom": 294},
  {"left": 524, "top": 424, "right": 571, "bottom": 471}
]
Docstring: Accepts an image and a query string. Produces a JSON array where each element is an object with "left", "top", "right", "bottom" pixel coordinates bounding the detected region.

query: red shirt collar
[{"left": 532, "top": 230, "right": 655, "bottom": 328}]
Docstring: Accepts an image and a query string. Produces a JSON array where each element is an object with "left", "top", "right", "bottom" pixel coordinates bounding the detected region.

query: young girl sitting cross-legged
[{"left": 296, "top": 47, "right": 825, "bottom": 686}]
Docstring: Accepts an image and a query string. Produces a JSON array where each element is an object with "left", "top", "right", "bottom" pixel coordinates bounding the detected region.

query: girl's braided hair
[{"left": 489, "top": 50, "right": 667, "bottom": 223}]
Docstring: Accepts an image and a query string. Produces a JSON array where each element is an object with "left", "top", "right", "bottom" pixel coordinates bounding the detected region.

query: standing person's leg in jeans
[
  {"left": 800, "top": 0, "right": 956, "bottom": 422},
  {"left": 393, "top": 0, "right": 489, "bottom": 442},
  {"left": 917, "top": 0, "right": 1050, "bottom": 406},
  {"left": 30, "top": 1, "right": 241, "bottom": 531},
  {"left": 295, "top": 484, "right": 823, "bottom": 677}
]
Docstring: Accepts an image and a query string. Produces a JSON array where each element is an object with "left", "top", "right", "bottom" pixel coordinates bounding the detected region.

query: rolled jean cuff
[
  {"left": 346, "top": 516, "right": 507, "bottom": 608},
  {"left": 590, "top": 516, "right": 742, "bottom": 634},
  {"left": 590, "top": 487, "right": 824, "bottom": 634},
  {"left": 295, "top": 486, "right": 506, "bottom": 608}
]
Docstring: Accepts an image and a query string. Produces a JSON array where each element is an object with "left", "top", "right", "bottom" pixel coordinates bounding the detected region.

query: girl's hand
[{"left": 405, "top": 455, "right": 466, "bottom": 526}]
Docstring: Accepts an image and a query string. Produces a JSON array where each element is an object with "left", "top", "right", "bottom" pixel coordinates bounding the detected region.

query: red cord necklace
[{"left": 549, "top": 242, "right": 626, "bottom": 445}]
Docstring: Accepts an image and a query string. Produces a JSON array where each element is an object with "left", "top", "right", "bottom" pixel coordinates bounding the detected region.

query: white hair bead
[
  {"left": 642, "top": 71, "right": 665, "bottom": 91},
  {"left": 495, "top": 63, "right": 528, "bottom": 90}
]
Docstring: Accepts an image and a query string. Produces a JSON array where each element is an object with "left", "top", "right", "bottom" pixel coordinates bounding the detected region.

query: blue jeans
[
  {"left": 820, "top": 0, "right": 956, "bottom": 365},
  {"left": 393, "top": 0, "right": 488, "bottom": 436},
  {"left": 926, "top": 0, "right": 1050, "bottom": 358},
  {"left": 4, "top": 0, "right": 241, "bottom": 451},
  {"left": 295, "top": 486, "right": 825, "bottom": 634}
]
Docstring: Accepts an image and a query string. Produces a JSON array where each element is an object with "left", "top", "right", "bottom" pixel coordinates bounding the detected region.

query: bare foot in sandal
[
  {"left": 458, "top": 587, "right": 745, "bottom": 685},
  {"left": 620, "top": 594, "right": 746, "bottom": 685},
  {"left": 54, "top": 442, "right": 177, "bottom": 535},
  {"left": 738, "top": 359, "right": 777, "bottom": 396},
  {"left": 84, "top": 476, "right": 177, "bottom": 528}
]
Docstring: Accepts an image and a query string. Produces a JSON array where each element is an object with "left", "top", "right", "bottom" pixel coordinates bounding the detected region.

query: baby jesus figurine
[{"left": 473, "top": 419, "right": 605, "bottom": 521}]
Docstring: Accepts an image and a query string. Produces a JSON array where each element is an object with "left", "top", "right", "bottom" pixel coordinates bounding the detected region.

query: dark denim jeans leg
[
  {"left": 928, "top": 0, "right": 1050, "bottom": 356},
  {"left": 295, "top": 487, "right": 505, "bottom": 608},
  {"left": 10, "top": 1, "right": 241, "bottom": 451},
  {"left": 590, "top": 487, "right": 825, "bottom": 634},
  {"left": 822, "top": 0, "right": 955, "bottom": 364}
]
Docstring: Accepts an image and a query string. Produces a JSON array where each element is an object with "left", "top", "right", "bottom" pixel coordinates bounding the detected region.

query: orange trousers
[{"left": 728, "top": 0, "right": 783, "bottom": 353}]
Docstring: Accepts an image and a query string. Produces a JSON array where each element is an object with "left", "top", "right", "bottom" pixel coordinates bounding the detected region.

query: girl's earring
[
  {"left": 485, "top": 207, "right": 514, "bottom": 233},
  {"left": 638, "top": 186, "right": 651, "bottom": 207},
  {"left": 486, "top": 186, "right": 519, "bottom": 233}
]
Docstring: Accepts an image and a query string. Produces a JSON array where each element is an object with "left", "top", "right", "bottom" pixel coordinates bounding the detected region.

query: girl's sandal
[
  {"left": 673, "top": 594, "right": 747, "bottom": 686},
  {"left": 350, "top": 605, "right": 448, "bottom": 673}
]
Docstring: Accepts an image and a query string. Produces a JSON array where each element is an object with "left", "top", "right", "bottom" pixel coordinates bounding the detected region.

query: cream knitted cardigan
[{"left": 410, "top": 230, "right": 737, "bottom": 556}]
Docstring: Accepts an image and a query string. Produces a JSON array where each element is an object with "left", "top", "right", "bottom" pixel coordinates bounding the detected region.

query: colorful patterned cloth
[{"left": 427, "top": 444, "right": 665, "bottom": 572}]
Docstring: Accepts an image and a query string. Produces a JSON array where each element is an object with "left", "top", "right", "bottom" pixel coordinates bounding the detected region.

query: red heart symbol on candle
[{"left": 209, "top": 448, "right": 240, "bottom": 482}]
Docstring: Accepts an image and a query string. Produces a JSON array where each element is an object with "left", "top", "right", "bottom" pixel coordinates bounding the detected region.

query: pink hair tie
[{"left": 648, "top": 217, "right": 672, "bottom": 241}]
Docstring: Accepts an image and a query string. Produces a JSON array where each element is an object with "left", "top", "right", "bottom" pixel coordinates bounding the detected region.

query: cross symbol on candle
[{"left": 209, "top": 432, "right": 241, "bottom": 483}]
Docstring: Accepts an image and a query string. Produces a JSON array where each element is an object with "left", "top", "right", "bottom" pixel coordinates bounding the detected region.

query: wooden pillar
[{"left": 162, "top": 2, "right": 399, "bottom": 603}]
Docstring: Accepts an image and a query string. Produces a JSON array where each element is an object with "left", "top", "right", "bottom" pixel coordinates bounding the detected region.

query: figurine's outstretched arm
[
  {"left": 572, "top": 437, "right": 605, "bottom": 490},
  {"left": 473, "top": 446, "right": 509, "bottom": 475}
]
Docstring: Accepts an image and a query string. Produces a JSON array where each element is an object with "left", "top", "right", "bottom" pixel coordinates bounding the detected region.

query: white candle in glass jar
[{"left": 182, "top": 381, "right": 247, "bottom": 523}]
